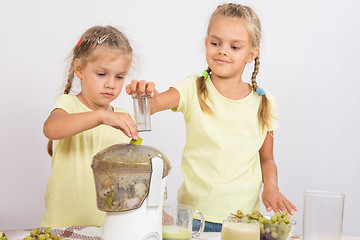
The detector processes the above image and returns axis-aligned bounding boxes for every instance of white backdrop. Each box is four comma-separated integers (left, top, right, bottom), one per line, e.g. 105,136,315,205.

1,0,359,236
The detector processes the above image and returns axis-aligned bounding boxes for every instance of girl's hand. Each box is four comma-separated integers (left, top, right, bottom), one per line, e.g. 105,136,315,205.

262,185,298,216
125,80,159,97
102,111,139,140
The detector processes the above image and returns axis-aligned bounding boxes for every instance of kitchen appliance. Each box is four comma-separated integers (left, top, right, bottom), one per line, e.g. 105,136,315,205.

92,142,171,240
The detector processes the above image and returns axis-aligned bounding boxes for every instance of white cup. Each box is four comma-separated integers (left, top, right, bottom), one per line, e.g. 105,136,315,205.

302,190,345,240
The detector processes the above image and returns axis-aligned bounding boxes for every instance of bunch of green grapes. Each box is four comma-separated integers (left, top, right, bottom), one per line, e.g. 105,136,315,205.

233,210,294,240
23,227,64,240
259,212,293,240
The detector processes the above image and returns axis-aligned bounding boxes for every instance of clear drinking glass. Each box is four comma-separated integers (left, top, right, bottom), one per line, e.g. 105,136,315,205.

302,190,345,240
162,203,204,240
221,218,259,240
132,95,151,132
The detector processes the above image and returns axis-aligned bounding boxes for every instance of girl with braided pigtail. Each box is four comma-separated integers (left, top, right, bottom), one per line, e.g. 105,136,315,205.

42,25,157,227
128,3,297,232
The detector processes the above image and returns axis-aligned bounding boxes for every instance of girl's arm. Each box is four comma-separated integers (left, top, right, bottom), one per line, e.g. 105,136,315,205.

43,108,138,140
150,87,180,114
260,131,298,215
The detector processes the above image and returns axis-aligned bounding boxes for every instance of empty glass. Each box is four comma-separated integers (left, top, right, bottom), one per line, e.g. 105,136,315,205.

302,190,345,240
132,95,151,131
162,203,204,240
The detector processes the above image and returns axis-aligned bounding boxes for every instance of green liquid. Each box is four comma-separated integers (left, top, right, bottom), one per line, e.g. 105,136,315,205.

162,225,192,240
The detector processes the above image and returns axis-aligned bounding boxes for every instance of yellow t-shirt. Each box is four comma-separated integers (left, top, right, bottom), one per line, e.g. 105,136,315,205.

172,75,278,223
41,94,130,227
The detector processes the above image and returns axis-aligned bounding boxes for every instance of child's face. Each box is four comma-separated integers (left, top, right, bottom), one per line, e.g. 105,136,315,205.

75,46,132,109
205,16,259,79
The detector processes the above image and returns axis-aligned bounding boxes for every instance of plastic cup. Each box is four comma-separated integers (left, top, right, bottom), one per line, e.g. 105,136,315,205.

132,95,151,132
221,218,259,240
302,190,345,240
162,203,204,240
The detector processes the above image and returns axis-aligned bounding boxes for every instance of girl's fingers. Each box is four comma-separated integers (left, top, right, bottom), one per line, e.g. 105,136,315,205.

124,115,138,140
263,199,272,212
271,202,280,213
285,200,298,215
129,80,140,95
145,81,157,97
277,201,287,214
138,80,148,95
125,79,158,97
109,112,138,140
125,84,132,95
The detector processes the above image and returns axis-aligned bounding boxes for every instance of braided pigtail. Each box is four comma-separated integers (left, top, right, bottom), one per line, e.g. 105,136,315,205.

196,67,213,114
64,64,75,94
251,57,272,131
47,42,80,156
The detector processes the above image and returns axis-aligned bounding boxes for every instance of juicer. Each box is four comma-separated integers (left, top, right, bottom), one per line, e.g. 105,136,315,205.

92,143,171,240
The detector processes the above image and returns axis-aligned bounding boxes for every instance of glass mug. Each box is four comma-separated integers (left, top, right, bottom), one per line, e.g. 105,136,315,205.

221,218,260,240
162,203,205,240
132,95,151,132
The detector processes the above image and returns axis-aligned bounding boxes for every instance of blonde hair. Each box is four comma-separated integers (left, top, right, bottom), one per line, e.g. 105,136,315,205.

197,3,273,129
47,25,133,156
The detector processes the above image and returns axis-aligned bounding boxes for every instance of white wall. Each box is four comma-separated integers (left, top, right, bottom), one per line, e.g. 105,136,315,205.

1,0,359,236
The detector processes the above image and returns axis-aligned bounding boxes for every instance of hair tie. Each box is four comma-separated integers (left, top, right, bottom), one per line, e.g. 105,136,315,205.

201,70,209,80
77,39,82,46
256,87,266,96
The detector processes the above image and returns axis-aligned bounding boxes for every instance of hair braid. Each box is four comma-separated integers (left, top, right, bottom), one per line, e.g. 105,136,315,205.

251,56,260,91
64,64,75,94
196,67,213,113
250,57,272,130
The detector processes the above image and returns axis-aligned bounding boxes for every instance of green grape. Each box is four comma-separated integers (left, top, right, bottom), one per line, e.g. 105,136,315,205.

265,227,271,233
45,227,52,234
38,234,46,240
30,230,36,237
271,215,277,222
271,231,279,239
260,223,264,230
242,217,250,223
36,228,43,235
24,236,32,240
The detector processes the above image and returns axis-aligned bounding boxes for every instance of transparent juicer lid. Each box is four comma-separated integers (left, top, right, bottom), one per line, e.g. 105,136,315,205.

92,143,171,212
